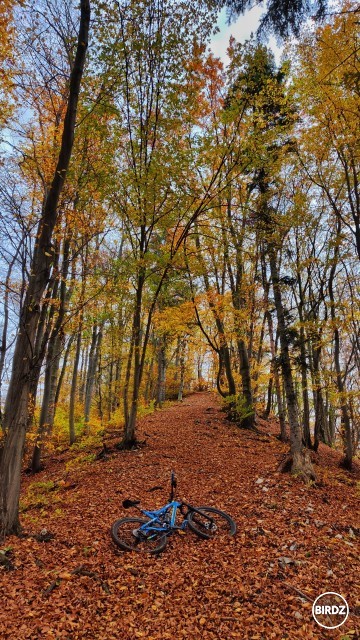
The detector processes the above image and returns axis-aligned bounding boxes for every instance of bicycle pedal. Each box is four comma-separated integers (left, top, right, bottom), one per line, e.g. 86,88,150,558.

177,530,186,536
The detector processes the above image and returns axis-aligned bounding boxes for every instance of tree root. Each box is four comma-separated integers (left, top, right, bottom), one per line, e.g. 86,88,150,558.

115,438,145,451
278,450,316,483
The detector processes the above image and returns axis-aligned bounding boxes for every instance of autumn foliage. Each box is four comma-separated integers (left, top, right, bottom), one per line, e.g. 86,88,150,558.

0,0,359,635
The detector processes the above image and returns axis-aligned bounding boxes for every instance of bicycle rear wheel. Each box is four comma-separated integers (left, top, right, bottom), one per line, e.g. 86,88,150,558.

187,507,236,540
111,517,167,554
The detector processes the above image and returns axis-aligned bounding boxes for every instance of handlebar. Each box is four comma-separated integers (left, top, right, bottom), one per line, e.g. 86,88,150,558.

123,472,178,509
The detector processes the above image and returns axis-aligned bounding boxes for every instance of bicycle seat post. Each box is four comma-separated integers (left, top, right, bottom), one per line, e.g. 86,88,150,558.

170,470,177,502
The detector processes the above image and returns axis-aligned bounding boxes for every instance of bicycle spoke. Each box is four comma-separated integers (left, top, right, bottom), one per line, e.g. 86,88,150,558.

187,507,236,540
111,517,167,553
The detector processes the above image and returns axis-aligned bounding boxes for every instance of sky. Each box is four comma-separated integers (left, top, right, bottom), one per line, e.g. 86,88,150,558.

210,6,282,65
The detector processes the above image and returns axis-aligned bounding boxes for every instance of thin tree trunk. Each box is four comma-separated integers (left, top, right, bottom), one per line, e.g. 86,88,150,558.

155,338,167,408
268,243,314,478
222,203,254,424
299,324,311,448
144,356,154,405
122,270,145,449
31,237,71,472
54,334,74,409
78,344,89,403
84,323,103,433
328,223,353,469
177,339,186,402
310,335,331,449
266,310,286,440
263,376,273,419
69,316,83,445
195,229,236,397
0,246,21,426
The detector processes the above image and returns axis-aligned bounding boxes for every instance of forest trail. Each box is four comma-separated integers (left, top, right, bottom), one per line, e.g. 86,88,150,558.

0,392,359,640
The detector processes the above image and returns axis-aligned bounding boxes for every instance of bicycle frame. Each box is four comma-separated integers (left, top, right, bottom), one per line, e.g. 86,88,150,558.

139,500,185,535
122,472,215,539
112,473,236,552
136,500,215,538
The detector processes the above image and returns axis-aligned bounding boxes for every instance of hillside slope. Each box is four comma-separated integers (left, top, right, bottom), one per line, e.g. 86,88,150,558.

0,392,359,639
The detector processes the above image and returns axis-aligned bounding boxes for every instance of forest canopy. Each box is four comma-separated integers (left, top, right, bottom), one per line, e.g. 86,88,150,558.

0,0,359,538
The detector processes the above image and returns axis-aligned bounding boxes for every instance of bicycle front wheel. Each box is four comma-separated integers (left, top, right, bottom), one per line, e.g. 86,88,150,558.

187,507,236,540
111,517,167,554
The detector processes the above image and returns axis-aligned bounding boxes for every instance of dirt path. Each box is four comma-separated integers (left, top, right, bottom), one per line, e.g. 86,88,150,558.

0,392,359,639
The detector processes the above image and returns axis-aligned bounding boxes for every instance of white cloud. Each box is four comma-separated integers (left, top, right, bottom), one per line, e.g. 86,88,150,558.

209,7,282,66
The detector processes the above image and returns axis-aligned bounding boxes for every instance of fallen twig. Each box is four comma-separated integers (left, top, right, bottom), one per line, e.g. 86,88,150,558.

283,582,313,603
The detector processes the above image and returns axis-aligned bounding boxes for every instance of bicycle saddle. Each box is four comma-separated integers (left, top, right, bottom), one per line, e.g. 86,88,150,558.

123,499,140,509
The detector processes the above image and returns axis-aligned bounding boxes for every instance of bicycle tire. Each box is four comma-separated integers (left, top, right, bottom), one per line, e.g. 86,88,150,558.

187,506,236,540
111,517,168,554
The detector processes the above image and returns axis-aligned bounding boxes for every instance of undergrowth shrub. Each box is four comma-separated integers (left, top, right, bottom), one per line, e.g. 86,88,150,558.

222,394,254,426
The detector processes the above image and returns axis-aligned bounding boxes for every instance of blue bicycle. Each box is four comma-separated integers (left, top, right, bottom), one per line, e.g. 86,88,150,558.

111,472,236,554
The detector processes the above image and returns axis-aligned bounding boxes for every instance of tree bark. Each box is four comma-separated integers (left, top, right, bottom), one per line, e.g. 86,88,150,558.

155,338,167,408
31,237,71,472
177,339,186,402
268,243,314,479
84,323,103,433
0,246,21,427
69,316,83,445
121,269,145,448
328,223,353,469
266,310,286,440
54,334,74,409
223,198,254,425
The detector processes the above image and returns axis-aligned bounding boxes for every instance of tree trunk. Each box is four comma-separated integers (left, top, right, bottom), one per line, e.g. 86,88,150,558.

31,338,57,473
266,310,286,440
0,0,90,539
0,247,21,427
84,323,103,434
54,334,74,409
237,338,254,427
144,355,154,405
328,235,353,469
31,237,71,472
177,339,186,402
310,336,331,450
299,324,311,448
268,244,314,480
78,344,89,403
121,271,145,449
69,317,83,445
195,229,235,397
156,338,166,408
223,197,255,426
263,375,273,419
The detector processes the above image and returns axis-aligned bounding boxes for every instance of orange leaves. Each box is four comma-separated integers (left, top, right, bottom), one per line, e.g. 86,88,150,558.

58,571,72,580
1,393,359,639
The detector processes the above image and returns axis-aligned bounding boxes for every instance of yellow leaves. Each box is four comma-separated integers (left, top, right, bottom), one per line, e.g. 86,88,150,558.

295,1,360,162
153,301,195,337
0,0,17,118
